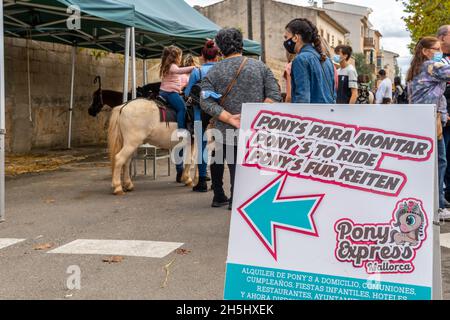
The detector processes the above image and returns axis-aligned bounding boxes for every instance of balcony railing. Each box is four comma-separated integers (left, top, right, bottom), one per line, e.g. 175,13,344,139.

364,37,375,48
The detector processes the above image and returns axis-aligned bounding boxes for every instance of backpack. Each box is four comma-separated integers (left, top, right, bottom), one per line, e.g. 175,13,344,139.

356,84,370,104
186,68,204,106
186,68,211,131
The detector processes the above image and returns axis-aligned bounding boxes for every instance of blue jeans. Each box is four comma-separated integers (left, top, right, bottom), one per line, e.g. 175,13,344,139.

443,125,450,195
194,106,208,178
160,90,186,173
438,136,447,208
159,90,186,129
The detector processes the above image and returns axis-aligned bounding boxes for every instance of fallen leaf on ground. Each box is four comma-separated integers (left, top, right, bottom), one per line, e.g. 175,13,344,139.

45,199,56,204
102,256,124,263
175,248,191,255
161,257,176,288
5,154,88,176
34,243,53,250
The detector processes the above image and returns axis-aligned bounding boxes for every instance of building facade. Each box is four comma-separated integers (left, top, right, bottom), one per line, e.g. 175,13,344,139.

382,50,400,82
323,1,374,53
323,1,385,77
197,0,349,84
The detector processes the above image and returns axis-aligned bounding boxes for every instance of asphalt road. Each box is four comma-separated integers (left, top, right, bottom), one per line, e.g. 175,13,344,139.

0,153,449,300
0,154,231,299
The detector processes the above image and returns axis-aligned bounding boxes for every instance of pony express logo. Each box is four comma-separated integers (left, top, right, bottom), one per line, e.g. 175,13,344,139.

334,198,428,274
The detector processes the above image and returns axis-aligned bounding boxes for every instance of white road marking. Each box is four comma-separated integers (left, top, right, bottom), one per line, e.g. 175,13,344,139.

48,239,184,258
0,238,26,250
441,233,450,249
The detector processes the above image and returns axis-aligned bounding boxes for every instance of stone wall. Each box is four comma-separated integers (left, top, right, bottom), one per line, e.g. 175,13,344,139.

5,37,161,153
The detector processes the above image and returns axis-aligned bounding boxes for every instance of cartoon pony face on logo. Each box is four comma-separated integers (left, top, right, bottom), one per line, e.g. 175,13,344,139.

391,200,425,246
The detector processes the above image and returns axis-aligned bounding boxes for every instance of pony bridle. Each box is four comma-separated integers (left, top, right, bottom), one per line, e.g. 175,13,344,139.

93,76,104,108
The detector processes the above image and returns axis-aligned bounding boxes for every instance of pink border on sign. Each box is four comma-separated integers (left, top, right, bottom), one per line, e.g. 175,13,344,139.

333,197,429,274
237,174,324,261
244,110,434,197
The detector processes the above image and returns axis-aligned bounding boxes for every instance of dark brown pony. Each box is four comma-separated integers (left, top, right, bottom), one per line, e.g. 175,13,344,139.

88,76,161,117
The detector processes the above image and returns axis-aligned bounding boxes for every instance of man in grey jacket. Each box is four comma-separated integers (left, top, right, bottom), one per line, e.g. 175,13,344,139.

200,28,281,210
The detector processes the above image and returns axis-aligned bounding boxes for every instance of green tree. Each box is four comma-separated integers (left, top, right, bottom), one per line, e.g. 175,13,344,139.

354,53,374,84
398,0,450,52
395,64,401,78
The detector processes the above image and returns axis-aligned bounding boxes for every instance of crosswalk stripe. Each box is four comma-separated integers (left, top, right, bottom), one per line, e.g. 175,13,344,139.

48,239,184,258
0,238,26,250
441,233,450,249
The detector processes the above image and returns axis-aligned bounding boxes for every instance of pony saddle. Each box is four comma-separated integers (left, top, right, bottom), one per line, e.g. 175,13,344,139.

154,96,194,135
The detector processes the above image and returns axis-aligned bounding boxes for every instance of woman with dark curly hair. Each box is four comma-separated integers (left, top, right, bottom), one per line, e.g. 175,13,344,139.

200,28,281,209
284,18,336,103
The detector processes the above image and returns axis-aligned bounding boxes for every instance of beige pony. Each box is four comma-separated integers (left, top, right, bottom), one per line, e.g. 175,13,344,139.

108,98,196,195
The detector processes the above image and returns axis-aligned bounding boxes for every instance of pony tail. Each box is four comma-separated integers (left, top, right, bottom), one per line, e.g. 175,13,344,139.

108,108,123,175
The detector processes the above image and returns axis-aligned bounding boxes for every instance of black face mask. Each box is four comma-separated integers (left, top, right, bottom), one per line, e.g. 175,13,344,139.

284,37,297,54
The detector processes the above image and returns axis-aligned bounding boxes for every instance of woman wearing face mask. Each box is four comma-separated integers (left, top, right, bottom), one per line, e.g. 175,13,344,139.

283,18,336,103
407,36,450,221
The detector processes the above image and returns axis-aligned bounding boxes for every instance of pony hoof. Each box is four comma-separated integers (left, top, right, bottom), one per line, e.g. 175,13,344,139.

113,187,125,196
123,184,134,192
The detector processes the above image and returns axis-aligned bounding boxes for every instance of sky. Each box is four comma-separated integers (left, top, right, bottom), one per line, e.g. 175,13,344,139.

185,0,412,78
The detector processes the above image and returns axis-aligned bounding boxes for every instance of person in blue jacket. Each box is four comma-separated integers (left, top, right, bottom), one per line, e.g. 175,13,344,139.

185,40,220,192
283,18,336,104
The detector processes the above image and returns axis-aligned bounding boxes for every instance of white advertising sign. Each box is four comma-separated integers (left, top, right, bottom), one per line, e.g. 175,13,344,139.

224,104,436,300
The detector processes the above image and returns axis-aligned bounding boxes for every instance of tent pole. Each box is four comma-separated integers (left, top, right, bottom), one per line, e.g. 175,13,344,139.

123,28,131,103
0,2,5,222
131,27,136,99
67,45,76,149
143,59,147,85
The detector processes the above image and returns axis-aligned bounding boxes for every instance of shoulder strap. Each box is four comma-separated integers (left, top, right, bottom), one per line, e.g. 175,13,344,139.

220,57,248,106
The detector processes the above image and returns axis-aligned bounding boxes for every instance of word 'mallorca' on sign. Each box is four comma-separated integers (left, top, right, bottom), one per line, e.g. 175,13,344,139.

238,175,324,260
